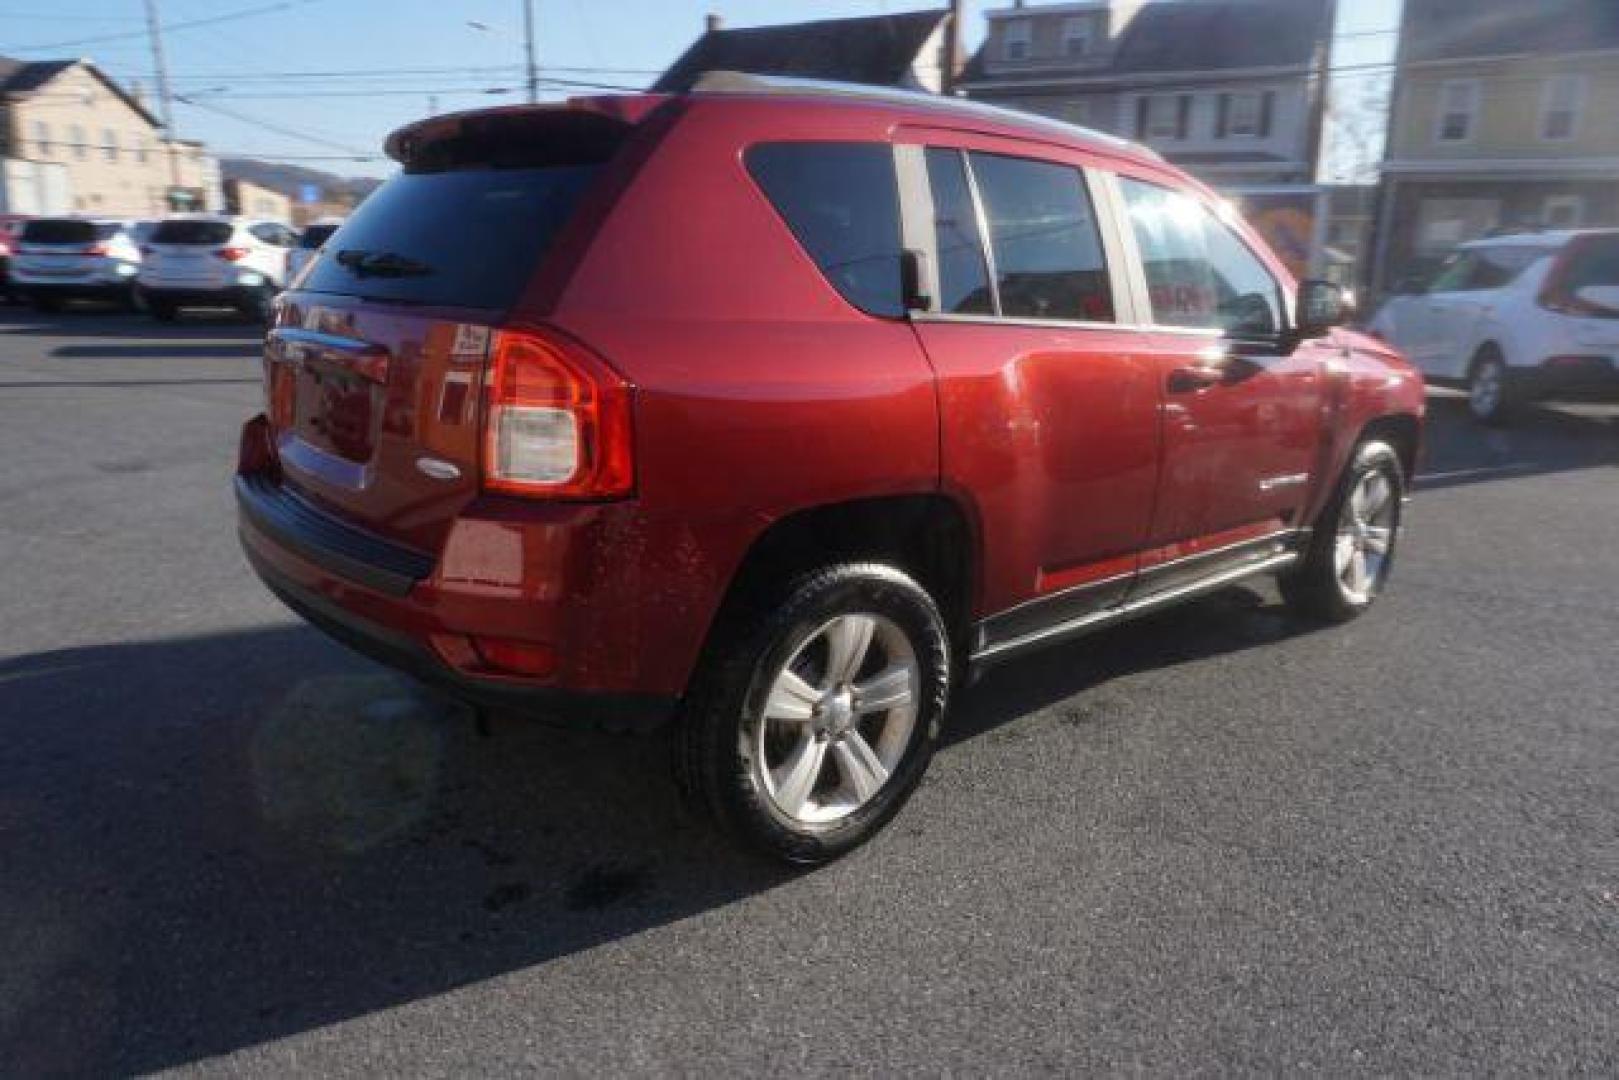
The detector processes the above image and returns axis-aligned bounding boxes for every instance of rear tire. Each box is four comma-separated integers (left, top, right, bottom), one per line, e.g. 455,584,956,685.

675,563,950,865
1281,440,1405,623
1468,348,1516,426
148,299,178,322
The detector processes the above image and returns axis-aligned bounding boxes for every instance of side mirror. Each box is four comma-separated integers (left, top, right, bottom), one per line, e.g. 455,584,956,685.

1296,279,1353,338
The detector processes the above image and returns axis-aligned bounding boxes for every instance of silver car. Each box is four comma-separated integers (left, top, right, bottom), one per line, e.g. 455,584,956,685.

10,218,144,311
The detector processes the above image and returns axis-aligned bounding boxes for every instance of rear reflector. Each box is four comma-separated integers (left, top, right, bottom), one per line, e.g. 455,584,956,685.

471,637,558,678
482,327,633,498
215,246,250,262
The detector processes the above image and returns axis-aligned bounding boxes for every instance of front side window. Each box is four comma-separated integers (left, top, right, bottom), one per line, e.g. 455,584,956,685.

746,142,903,317
1437,79,1479,143
1540,74,1585,141
1432,246,1552,292
923,148,993,315
1120,177,1283,337
969,152,1114,322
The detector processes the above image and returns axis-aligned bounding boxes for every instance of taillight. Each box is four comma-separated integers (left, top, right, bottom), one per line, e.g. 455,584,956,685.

82,243,109,256
214,246,250,262
481,327,634,498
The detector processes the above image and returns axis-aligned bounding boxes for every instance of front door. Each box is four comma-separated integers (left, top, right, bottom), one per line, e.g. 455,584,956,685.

1113,176,1324,595
902,142,1161,646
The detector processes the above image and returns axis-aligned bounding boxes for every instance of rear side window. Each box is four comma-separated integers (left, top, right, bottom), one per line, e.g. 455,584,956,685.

297,166,600,308
152,220,234,245
923,149,994,315
1120,177,1282,336
1553,235,1619,317
21,219,97,244
968,152,1114,322
746,142,904,318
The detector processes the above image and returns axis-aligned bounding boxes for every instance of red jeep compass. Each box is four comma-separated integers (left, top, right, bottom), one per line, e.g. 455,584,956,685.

237,76,1424,863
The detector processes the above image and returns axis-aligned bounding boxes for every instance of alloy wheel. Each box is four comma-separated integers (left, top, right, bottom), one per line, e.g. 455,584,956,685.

1334,469,1397,604
1470,359,1504,420
750,613,919,825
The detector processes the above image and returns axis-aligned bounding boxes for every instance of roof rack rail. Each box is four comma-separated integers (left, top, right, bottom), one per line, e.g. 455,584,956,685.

688,70,1158,160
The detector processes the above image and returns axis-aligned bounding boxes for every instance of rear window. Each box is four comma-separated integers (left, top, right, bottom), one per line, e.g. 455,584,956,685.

745,142,904,318
152,220,234,245
21,219,98,244
296,166,600,308
300,223,339,249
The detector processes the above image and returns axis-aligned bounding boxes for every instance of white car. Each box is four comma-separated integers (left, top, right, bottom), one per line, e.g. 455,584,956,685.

286,217,345,284
1368,229,1619,424
10,217,144,311
137,216,297,323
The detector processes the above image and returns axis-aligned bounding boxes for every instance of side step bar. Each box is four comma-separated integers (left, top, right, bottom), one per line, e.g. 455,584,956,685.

967,549,1301,677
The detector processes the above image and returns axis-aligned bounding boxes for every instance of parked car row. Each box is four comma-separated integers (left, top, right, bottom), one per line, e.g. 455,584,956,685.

1,214,344,322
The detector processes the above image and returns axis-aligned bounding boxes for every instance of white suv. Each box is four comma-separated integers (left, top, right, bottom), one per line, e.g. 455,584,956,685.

138,216,296,322
1369,230,1619,423
10,218,144,311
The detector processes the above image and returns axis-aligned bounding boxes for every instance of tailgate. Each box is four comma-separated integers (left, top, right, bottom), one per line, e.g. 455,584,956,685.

266,297,496,554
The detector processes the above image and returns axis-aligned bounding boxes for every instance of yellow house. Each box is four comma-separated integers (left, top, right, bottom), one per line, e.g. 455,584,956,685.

1372,0,1619,290
0,56,222,216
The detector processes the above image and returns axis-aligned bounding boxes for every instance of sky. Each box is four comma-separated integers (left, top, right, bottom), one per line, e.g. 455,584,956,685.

3,0,1399,180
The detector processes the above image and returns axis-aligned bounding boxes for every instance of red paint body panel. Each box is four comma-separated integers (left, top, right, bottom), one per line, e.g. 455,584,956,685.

237,92,1425,714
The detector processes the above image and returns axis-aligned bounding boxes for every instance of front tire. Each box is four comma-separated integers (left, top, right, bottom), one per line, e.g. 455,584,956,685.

676,564,950,865
1281,440,1405,623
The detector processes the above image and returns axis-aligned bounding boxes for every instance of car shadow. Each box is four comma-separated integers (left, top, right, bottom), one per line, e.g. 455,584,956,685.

0,307,261,340
0,583,1312,1074
1415,392,1618,492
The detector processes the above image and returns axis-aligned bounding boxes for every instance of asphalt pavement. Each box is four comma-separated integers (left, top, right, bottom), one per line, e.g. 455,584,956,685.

1,305,1615,1075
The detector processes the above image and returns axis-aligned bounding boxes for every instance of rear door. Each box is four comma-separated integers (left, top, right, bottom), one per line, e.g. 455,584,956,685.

1112,174,1324,591
267,116,625,554
901,137,1161,646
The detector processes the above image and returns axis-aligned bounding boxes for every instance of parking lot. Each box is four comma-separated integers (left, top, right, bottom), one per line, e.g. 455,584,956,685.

0,305,1615,1074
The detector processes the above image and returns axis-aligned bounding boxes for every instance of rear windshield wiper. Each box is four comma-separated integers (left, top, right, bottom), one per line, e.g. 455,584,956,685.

334,249,434,278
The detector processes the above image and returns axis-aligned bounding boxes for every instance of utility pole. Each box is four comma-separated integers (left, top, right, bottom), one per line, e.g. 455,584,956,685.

143,0,183,208
943,0,964,96
522,0,538,104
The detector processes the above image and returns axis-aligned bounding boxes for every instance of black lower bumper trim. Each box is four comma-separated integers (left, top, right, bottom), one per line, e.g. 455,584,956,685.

235,473,432,597
241,536,677,733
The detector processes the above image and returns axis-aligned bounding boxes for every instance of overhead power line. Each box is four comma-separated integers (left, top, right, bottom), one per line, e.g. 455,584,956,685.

8,0,318,52
175,94,370,156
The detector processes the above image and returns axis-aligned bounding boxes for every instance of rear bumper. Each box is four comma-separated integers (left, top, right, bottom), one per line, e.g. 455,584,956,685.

234,419,684,732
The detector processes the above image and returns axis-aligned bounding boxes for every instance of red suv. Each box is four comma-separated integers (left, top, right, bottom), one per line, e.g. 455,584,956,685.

237,77,1424,863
